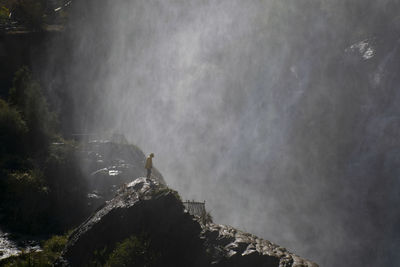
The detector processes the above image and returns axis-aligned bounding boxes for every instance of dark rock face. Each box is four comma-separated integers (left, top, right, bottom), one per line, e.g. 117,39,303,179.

58,177,207,267
79,140,165,210
58,177,318,267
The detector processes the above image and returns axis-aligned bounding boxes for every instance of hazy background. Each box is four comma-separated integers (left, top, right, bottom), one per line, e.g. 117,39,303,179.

42,0,400,266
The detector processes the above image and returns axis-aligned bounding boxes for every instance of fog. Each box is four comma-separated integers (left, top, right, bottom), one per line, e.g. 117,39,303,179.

43,1,400,266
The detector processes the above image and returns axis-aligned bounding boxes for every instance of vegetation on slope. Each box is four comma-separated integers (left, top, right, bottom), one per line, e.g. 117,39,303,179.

0,0,70,30
1,233,68,266
0,67,89,235
0,67,213,265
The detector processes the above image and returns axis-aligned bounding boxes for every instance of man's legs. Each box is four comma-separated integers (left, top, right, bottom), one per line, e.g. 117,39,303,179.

146,168,151,178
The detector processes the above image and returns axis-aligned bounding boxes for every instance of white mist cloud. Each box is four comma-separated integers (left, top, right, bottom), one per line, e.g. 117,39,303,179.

43,1,400,266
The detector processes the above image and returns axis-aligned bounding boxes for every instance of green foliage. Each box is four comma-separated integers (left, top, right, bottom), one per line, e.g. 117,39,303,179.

9,66,58,155
0,98,28,169
105,235,160,267
90,246,109,266
1,252,46,267
0,140,89,234
40,234,68,263
42,141,89,231
0,5,9,19
2,169,50,233
0,67,88,234
1,233,68,267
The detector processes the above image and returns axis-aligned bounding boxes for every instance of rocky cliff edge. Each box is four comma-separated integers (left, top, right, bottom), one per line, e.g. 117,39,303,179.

56,177,318,267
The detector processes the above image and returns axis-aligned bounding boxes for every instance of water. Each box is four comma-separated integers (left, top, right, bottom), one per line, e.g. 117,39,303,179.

0,229,41,261
0,230,20,260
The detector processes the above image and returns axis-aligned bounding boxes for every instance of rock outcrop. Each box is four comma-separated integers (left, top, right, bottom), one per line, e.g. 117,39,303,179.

57,177,318,267
202,224,318,267
57,177,207,267
79,140,165,210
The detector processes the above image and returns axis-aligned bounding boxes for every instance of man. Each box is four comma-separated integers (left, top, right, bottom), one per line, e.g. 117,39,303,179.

145,153,154,178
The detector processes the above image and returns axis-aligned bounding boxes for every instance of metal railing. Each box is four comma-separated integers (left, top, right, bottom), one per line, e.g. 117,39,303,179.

182,200,206,217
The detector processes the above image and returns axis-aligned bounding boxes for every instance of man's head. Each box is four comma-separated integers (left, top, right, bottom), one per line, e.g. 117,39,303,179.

150,153,154,158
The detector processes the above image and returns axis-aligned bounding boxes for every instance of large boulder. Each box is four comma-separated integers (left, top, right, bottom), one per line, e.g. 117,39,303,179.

57,178,318,267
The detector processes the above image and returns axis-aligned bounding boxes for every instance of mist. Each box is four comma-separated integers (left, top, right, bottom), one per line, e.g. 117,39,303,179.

41,1,400,266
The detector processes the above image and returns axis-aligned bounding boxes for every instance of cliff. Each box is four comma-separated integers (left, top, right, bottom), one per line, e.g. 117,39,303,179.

57,177,318,267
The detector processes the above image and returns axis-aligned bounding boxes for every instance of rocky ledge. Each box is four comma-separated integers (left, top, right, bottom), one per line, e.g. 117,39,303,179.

202,224,318,267
56,177,318,267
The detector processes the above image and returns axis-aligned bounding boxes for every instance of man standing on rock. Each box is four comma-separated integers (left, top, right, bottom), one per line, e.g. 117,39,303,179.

145,153,154,178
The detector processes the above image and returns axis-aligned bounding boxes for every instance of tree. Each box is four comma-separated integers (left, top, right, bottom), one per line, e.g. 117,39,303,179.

0,98,27,169
9,66,57,154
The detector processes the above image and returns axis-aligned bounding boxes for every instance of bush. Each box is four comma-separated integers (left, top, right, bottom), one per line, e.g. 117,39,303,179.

1,169,50,233
105,235,160,267
0,5,10,20
0,142,89,234
9,67,58,155
0,67,90,235
40,234,68,263
1,233,68,266
0,98,28,168
43,141,89,231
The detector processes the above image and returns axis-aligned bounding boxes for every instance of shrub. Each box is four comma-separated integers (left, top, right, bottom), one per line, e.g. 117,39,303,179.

0,5,9,20
0,98,28,166
40,234,68,263
105,235,160,267
2,169,50,233
1,233,68,266
9,67,58,154
0,142,89,234
43,141,89,231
